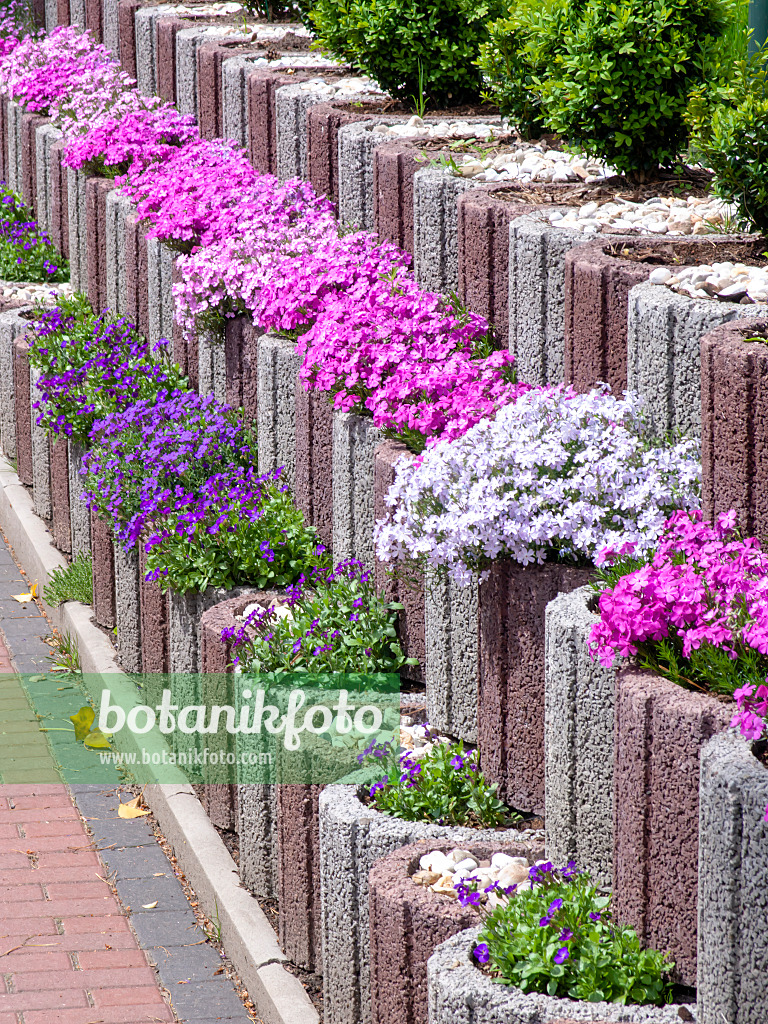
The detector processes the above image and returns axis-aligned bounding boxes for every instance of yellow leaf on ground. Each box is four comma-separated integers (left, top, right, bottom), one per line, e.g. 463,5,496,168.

70,707,95,742
141,901,158,909
83,729,111,750
11,583,37,603
118,795,150,819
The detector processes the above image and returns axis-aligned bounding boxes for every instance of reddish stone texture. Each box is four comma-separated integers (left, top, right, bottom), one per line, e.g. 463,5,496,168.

197,39,262,141
30,0,46,27
124,212,149,338
0,96,8,185
57,0,70,26
247,67,323,176
224,314,260,421
613,666,732,986
118,0,144,77
171,258,188,376
373,440,425,681
139,538,169,674
156,16,190,104
701,318,768,548
90,508,116,630
277,783,323,971
372,140,424,254
20,113,49,214
294,381,333,551
50,434,72,554
85,177,115,316
13,334,33,487
478,560,591,814
369,841,542,1024
307,101,380,206
49,139,70,261
85,0,103,40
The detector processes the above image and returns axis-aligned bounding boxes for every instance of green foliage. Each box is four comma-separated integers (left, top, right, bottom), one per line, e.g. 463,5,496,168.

363,736,517,827
44,552,93,608
308,0,504,107
236,0,304,21
477,865,674,1005
0,184,69,284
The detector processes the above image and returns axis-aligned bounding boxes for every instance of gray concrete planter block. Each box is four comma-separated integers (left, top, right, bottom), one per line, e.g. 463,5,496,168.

69,0,86,27
627,281,766,439
427,928,688,1023
222,54,260,147
198,328,227,403
698,732,768,1024
0,307,34,460
176,25,234,119
275,81,324,182
147,236,175,349
320,784,537,1024
256,332,300,490
425,574,478,743
544,586,615,886
237,780,278,899
337,120,404,232
509,215,584,386
67,440,91,558
35,122,62,235
332,410,383,568
45,0,58,30
103,0,120,52
66,167,88,294
135,5,174,96
412,167,475,295
30,366,52,520
169,585,250,677
6,100,23,194
113,538,142,674
105,190,133,317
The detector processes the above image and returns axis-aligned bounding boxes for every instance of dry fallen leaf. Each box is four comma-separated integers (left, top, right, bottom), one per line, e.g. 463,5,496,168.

142,901,158,909
117,795,150,819
12,583,37,604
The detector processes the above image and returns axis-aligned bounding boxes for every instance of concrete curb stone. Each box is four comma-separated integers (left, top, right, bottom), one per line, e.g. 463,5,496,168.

425,573,478,743
332,410,383,568
544,586,615,886
0,306,35,461
67,439,91,558
35,122,63,235
257,331,300,491
412,167,475,294
113,536,142,672
29,365,52,520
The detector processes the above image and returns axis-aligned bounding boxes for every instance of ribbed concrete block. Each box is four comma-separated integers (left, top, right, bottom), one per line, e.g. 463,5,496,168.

6,101,23,194
67,167,88,294
613,666,732,987
20,112,48,214
425,574,478,743
139,538,169,674
147,236,175,348
478,560,591,815
91,508,116,630
85,0,103,40
0,96,8,185
197,328,227,402
86,177,115,316
320,784,534,1024
177,25,237,119
413,168,476,296
29,366,52,520
135,5,174,96
198,40,258,141
103,0,120,52
509,215,586,386
222,55,260,147
307,100,378,206
118,0,143,79
45,0,58,30
698,732,768,1024
124,210,149,338
701,318,768,547
544,586,615,886
171,258,187,376
338,120,405,232
277,783,323,971
373,440,424,679
67,440,91,559
294,381,333,551
370,841,543,1024
57,0,70,24
169,584,249,676
50,434,71,554
114,538,141,673
275,81,325,182
247,66,327,176
373,139,426,253
0,307,34,461
628,281,765,439
49,138,69,261
69,0,86,28
332,410,383,568
35,123,63,235
106,189,132,317
13,335,32,486
237,781,278,899
427,928,687,1024
224,313,260,419
155,13,190,103
256,332,299,490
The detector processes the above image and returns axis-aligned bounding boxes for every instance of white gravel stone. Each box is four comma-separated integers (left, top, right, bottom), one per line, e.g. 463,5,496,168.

413,849,546,901
0,279,72,306
662,259,768,303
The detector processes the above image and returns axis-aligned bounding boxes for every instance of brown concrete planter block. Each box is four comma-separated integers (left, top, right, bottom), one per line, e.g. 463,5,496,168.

90,507,116,630
117,0,143,77
373,440,425,679
246,67,320,176
86,177,115,316
294,382,333,552
196,39,263,140
373,140,423,254
13,335,33,487
49,139,70,261
50,434,71,554
171,258,188,376
85,0,103,38
613,666,731,986
369,841,542,1024
277,783,323,971
139,537,169,674
57,0,70,25
223,313,260,419
307,100,379,206
701,318,768,547
156,15,189,103
478,560,591,814
20,112,49,213
124,211,149,338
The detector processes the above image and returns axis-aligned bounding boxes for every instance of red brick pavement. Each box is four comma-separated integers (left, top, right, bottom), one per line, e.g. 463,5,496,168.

0,632,176,1024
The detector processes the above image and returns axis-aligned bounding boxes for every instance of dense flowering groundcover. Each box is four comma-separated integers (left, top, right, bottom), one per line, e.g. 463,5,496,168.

0,183,68,283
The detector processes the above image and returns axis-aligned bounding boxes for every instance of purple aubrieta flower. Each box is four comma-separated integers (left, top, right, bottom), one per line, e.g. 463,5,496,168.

588,912,601,922
369,776,388,797
547,898,563,915
559,928,573,941
553,946,569,965
472,943,490,965
450,754,464,770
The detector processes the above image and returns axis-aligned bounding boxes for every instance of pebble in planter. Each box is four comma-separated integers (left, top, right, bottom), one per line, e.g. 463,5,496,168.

256,332,299,491
333,409,383,568
698,732,768,1024
701,318,768,546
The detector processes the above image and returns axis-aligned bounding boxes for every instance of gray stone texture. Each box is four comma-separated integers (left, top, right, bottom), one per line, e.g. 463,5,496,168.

6,100,23,195
45,0,58,30
509,214,585,386
0,307,34,461
12,334,32,486
29,366,52,520
425,574,479,743
176,25,234,119
69,0,86,28
198,328,227,402
67,439,91,558
236,782,279,899
106,189,133,317
35,122,63,236
222,55,259,147
427,928,688,1023
319,784,533,1024
697,731,768,1024
627,281,766,439
544,586,615,886
169,585,249,676
66,166,88,294
332,410,383,569
256,332,300,491
134,4,173,96
147,235,175,349
275,81,324,183
103,0,120,53
337,119,405,232
113,538,142,674
412,167,475,295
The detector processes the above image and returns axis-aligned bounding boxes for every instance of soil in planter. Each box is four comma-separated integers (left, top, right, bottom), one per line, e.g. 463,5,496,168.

333,100,500,118
606,239,768,267
490,167,714,208
754,739,768,768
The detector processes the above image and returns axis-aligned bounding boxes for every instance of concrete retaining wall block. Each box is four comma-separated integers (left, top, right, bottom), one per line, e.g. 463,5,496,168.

294,381,334,552
277,783,323,971
48,138,69,260
275,81,323,182
370,841,543,1024
0,96,8,185
613,666,732,987
67,440,91,558
169,584,249,676
113,538,141,673
6,101,23,195
373,139,425,254
102,0,120,52
139,537,169,673
544,586,615,886
156,13,192,104
50,434,71,554
13,334,32,486
20,112,49,214
197,328,227,402
412,168,474,295
124,210,149,337
222,55,260,147
91,508,116,630
425,574,479,743
248,66,314,176
85,177,115,316
332,410,383,568
45,0,58,31
338,120,404,232
237,781,278,899
478,560,591,815
177,25,238,119
223,313,260,419
135,5,173,96
66,167,88,294
147,236,175,349
697,732,768,1024
307,100,378,206
35,123,63,236
427,928,686,1024
632,281,767,439
105,190,132,317
69,0,86,28
256,332,300,491
0,307,34,461
701,317,768,548
117,0,143,79
29,366,52,520
85,0,103,40
319,784,535,1024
